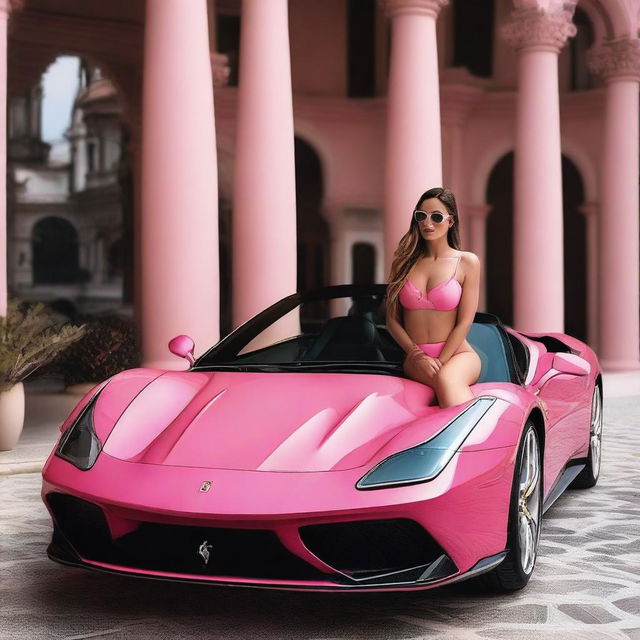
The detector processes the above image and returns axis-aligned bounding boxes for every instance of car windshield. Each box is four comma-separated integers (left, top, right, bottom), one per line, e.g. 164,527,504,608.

193,285,403,373
192,284,517,383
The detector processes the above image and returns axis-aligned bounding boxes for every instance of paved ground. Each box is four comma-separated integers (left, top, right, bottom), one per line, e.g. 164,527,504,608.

1,374,639,639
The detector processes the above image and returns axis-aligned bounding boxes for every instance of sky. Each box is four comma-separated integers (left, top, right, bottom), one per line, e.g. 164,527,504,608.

41,56,80,143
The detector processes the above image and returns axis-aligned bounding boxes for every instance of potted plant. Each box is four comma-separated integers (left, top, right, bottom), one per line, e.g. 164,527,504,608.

0,299,85,451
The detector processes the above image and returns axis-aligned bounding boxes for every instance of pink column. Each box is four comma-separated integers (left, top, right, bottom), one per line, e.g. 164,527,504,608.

440,74,485,210
587,39,640,371
501,7,576,333
577,202,599,351
232,0,297,330
381,0,448,273
140,0,219,368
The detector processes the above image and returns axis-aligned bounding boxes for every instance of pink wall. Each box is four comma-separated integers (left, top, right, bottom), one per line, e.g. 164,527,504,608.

215,91,387,211
216,85,603,225
215,0,604,219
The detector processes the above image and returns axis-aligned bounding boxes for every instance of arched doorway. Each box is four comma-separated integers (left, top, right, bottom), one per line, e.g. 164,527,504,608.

215,145,234,338
351,242,376,285
218,194,233,338
485,151,587,339
486,152,514,326
562,155,587,342
32,217,80,284
295,136,329,322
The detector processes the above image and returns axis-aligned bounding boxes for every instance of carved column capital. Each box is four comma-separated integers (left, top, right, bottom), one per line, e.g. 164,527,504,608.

500,7,577,54
211,52,230,87
587,38,640,83
378,0,449,20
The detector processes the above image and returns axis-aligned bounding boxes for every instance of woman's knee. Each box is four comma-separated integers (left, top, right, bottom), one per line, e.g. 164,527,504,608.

435,353,481,390
433,370,451,393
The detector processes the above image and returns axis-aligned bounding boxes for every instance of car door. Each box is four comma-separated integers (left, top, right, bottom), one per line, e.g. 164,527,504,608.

523,341,591,498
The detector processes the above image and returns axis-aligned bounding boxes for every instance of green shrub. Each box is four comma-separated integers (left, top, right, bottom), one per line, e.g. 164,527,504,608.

50,313,140,386
0,299,86,392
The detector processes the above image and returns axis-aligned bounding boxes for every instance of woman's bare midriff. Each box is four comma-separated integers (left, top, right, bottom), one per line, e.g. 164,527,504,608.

403,307,455,344
403,308,474,352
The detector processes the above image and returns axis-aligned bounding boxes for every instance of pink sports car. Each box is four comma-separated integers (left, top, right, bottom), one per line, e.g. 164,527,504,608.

41,284,602,593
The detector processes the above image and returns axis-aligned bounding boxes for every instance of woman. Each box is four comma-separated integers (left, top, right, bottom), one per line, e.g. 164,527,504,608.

385,187,482,408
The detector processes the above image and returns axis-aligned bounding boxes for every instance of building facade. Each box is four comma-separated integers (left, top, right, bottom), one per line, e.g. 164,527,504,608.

8,64,126,315
1,0,639,371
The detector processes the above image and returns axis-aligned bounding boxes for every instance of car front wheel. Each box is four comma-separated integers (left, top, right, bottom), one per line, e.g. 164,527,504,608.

474,421,542,592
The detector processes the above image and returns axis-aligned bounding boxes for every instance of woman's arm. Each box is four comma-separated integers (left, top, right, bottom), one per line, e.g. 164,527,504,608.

386,300,420,355
438,253,481,364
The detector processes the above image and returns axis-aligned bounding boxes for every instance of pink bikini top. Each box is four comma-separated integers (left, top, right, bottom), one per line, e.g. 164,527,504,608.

398,255,462,311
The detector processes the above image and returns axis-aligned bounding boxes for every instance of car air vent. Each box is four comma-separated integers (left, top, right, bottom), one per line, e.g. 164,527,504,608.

299,518,452,581
46,493,112,561
521,334,578,354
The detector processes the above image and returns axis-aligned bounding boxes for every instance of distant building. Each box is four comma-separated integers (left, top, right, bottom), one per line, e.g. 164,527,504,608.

7,63,125,316
3,0,639,370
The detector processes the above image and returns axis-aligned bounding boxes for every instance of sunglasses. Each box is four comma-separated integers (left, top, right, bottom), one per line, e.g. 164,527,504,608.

413,210,452,225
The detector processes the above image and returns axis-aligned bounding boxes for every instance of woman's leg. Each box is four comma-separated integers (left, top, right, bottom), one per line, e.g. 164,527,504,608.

433,349,482,408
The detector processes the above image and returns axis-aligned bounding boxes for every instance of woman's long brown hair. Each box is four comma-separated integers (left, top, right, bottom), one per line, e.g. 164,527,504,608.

384,187,462,320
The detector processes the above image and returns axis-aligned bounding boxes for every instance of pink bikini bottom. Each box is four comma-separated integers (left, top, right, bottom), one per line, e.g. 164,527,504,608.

415,341,446,358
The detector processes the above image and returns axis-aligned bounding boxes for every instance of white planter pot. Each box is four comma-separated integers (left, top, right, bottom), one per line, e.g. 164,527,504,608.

0,382,26,451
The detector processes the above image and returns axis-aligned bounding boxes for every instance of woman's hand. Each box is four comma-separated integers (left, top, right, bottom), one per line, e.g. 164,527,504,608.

405,347,442,378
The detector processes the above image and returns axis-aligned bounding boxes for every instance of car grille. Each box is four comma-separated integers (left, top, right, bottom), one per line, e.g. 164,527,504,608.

46,493,329,581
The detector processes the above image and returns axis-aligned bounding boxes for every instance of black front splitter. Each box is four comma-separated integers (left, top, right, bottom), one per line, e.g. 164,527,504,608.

47,530,507,593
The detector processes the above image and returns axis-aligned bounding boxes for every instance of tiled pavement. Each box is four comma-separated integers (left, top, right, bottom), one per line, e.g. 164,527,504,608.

0,373,639,639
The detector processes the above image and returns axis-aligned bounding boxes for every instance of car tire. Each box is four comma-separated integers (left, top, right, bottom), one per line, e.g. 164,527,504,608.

569,383,602,489
472,420,542,592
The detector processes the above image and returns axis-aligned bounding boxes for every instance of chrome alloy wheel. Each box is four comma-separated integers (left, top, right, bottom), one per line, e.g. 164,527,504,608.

590,385,603,480
517,428,541,576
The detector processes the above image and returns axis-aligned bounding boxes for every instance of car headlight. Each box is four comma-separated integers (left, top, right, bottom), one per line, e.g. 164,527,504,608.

356,396,496,490
56,386,106,470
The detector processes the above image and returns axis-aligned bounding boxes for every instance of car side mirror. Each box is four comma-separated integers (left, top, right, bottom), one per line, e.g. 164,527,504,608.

552,352,590,376
168,334,195,366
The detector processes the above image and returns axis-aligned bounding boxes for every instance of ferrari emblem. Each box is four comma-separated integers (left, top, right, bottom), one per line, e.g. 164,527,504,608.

198,540,213,565
199,481,212,493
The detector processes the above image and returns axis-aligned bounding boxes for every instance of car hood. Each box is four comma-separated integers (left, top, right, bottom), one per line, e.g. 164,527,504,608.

97,368,492,472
